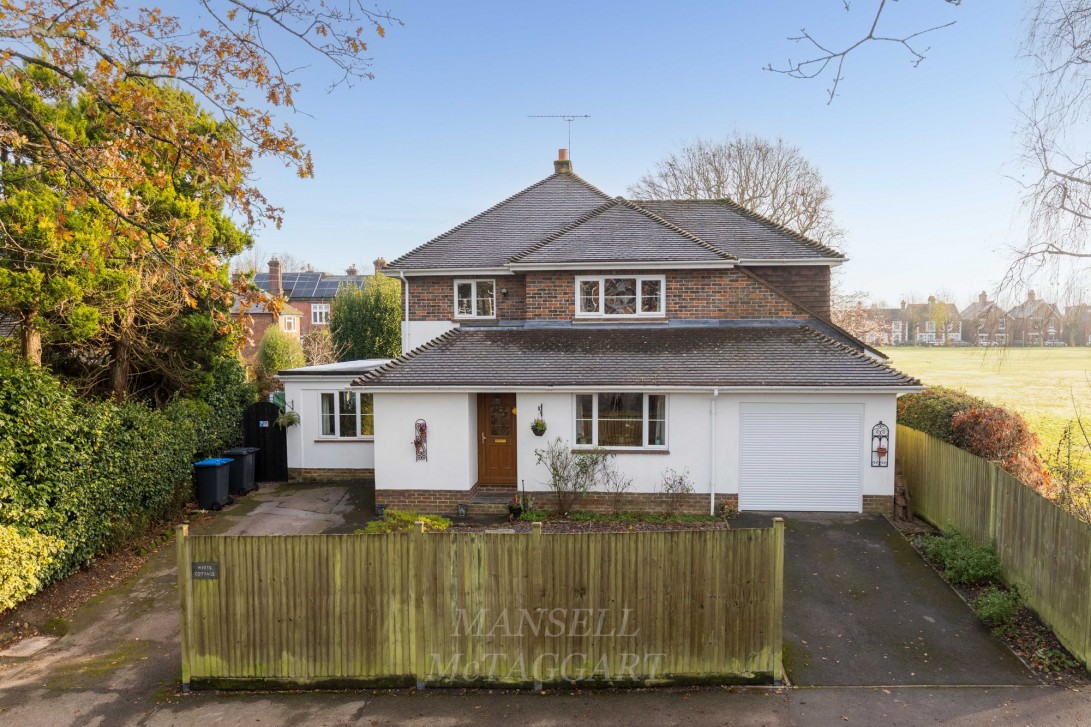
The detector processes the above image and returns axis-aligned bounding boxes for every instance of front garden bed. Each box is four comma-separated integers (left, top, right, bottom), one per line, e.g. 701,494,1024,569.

893,518,1089,688
452,511,732,534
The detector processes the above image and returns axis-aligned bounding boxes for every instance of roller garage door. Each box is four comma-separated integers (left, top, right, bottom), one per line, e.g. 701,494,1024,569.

739,403,863,512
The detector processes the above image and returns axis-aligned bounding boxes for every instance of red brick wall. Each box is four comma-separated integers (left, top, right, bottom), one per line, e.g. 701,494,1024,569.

744,265,831,320
524,269,807,320
408,275,525,321
375,489,740,517
862,495,893,517
238,313,275,362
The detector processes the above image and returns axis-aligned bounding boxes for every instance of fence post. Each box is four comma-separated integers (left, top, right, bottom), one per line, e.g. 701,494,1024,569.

771,518,785,684
530,521,544,691
175,524,192,692
411,521,425,690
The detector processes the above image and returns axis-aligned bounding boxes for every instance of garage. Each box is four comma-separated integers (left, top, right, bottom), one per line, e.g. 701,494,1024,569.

739,402,864,512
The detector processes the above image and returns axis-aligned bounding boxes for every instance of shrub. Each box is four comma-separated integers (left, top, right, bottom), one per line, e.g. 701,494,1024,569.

658,467,695,514
257,326,305,379
534,438,610,515
897,386,988,442
950,407,1046,488
922,530,1002,585
972,585,1021,631
0,525,63,612
600,459,634,514
359,509,451,534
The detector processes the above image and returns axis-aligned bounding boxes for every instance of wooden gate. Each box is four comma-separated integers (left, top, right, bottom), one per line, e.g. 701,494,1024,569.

244,401,288,482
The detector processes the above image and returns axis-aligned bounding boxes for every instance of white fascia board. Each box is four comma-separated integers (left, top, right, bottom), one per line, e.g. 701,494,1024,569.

383,268,513,277
507,261,737,272
353,384,923,395
736,258,846,266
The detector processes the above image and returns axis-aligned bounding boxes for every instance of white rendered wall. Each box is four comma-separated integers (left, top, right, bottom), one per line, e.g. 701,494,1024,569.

373,392,475,491
283,376,375,472
401,320,456,352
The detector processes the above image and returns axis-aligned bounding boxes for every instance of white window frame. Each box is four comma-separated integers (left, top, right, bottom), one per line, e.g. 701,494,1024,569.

318,391,375,440
453,279,496,319
572,393,668,450
575,275,666,318
311,303,330,325
281,315,298,333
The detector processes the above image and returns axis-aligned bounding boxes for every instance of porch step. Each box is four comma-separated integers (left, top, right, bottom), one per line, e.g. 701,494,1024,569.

467,488,517,517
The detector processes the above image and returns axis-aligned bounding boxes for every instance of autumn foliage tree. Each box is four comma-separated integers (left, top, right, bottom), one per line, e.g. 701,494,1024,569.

0,1,397,368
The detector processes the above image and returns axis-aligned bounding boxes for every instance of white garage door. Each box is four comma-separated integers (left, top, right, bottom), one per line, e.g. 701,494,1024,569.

739,403,863,512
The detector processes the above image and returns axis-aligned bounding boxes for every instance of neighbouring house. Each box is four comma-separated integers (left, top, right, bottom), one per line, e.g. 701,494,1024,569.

960,291,1013,346
279,359,392,481
1009,290,1062,345
1063,304,1091,346
327,150,920,516
869,298,961,346
231,297,303,362
251,257,386,337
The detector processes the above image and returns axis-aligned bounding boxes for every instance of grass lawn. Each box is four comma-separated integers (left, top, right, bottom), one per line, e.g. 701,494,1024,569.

882,347,1091,463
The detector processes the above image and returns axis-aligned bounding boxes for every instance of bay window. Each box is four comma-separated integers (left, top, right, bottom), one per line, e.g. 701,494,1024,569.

574,393,667,449
454,279,495,318
575,275,665,317
319,391,374,438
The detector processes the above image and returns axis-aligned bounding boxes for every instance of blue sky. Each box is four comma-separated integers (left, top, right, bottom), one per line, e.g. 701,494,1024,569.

244,1,1031,307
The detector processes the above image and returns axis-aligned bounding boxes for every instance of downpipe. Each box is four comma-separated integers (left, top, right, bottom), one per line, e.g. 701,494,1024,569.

709,387,719,515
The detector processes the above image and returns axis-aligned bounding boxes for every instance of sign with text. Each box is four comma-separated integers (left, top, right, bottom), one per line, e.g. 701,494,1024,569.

191,561,219,580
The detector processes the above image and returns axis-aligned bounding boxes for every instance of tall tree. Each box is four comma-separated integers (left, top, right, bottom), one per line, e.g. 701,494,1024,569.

628,134,846,248
0,1,398,364
329,276,401,361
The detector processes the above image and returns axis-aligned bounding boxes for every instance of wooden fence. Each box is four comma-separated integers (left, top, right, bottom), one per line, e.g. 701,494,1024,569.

176,521,784,690
897,424,1091,668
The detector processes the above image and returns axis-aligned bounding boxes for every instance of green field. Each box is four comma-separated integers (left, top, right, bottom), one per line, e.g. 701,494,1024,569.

881,347,1091,462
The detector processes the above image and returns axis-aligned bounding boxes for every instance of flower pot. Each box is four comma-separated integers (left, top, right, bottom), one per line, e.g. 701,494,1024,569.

508,506,523,519
532,429,546,437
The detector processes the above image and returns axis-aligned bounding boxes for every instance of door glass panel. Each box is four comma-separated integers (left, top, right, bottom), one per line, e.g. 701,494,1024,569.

339,391,357,438
604,278,637,315
640,279,662,314
597,393,642,446
579,280,600,313
489,395,511,436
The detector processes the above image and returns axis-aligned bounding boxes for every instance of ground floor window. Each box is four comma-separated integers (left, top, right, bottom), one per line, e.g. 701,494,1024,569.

574,393,667,449
320,391,374,438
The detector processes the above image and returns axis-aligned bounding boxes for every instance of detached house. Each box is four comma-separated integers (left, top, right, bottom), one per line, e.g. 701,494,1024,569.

1009,290,1062,345
960,291,1012,346
335,152,920,516
252,257,387,337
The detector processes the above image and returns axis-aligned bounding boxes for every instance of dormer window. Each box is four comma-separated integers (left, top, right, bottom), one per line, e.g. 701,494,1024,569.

454,279,495,319
576,275,665,317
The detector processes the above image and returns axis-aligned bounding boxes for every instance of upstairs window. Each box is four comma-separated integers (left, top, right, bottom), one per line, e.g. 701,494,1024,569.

454,279,495,318
281,315,298,333
575,393,667,449
576,275,665,317
320,392,374,438
312,303,330,325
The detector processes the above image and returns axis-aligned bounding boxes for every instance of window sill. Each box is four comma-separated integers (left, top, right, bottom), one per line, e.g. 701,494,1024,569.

572,317,668,324
572,448,670,455
314,437,375,443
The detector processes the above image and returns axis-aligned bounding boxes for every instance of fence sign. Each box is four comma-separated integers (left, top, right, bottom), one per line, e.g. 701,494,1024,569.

191,561,219,580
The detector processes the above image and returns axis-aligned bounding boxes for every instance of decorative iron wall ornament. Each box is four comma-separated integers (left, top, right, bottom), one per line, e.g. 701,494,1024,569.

413,419,428,462
871,421,890,467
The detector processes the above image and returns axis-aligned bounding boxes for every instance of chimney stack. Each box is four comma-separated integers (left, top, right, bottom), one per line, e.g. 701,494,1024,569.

373,257,387,274
927,295,936,304
900,300,906,309
1028,290,1037,302
979,291,988,304
268,257,282,297
346,264,358,276
554,148,572,174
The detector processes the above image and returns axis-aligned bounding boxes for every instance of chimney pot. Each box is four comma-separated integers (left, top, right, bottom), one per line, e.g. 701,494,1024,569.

373,257,387,274
554,148,573,174
346,264,358,276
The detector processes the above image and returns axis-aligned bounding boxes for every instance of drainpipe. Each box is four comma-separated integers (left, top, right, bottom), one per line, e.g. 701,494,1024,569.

709,387,719,515
398,270,410,351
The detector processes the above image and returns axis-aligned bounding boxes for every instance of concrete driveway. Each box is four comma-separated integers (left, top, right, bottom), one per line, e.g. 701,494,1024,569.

737,512,1038,687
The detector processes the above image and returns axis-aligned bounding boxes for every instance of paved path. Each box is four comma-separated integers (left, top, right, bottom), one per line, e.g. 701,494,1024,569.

2,499,1081,726
737,512,1037,687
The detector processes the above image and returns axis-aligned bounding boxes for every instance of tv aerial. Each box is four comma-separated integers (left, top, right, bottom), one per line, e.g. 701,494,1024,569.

528,114,591,156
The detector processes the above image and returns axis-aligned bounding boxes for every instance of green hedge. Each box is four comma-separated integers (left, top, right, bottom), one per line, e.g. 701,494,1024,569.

896,386,989,442
0,524,63,612
0,353,254,608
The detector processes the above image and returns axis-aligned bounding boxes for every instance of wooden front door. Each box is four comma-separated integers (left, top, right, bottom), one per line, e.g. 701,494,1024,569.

477,393,517,485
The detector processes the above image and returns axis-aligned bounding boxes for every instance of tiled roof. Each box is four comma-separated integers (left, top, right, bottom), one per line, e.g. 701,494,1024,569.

1008,299,1058,320
627,199,844,260
512,198,734,264
387,173,613,271
0,316,17,338
230,299,303,316
353,325,920,389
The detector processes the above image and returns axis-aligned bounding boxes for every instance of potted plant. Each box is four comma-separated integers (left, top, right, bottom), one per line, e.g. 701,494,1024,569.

276,409,300,429
508,496,524,520
530,417,548,437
